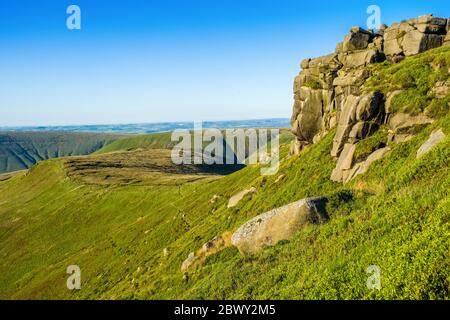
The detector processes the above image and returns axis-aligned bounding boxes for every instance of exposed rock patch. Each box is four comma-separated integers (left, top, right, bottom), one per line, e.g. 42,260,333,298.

227,187,257,208
231,197,328,255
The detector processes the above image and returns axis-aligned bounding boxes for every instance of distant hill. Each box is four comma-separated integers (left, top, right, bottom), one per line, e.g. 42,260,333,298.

0,132,122,173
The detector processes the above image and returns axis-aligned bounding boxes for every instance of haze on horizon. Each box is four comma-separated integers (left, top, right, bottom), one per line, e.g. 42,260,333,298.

0,0,448,127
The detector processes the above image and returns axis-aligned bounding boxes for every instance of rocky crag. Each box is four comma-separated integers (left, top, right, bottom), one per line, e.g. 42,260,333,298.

290,14,450,183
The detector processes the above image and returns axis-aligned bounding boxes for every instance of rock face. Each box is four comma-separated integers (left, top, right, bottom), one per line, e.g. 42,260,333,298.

384,15,447,59
416,129,446,158
231,197,328,255
290,14,449,183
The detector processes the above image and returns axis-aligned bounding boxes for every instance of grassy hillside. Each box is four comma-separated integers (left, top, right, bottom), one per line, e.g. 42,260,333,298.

0,48,449,300
0,132,122,174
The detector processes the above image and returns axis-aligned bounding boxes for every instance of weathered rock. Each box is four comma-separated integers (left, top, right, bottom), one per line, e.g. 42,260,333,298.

415,23,446,34
331,95,359,157
432,81,450,98
227,187,257,208
382,15,446,59
289,139,304,156
388,113,434,131
333,68,371,88
349,122,377,143
415,14,447,26
181,252,196,272
294,87,334,142
339,49,382,68
388,133,415,144
210,194,220,204
416,129,446,158
301,58,311,69
356,91,384,121
331,92,384,158
231,197,328,255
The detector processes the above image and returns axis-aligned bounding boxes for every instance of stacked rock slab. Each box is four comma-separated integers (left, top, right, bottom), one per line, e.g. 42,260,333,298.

290,14,449,183
384,15,447,61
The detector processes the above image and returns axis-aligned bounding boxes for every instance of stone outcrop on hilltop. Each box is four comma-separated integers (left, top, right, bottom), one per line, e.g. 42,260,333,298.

290,14,450,182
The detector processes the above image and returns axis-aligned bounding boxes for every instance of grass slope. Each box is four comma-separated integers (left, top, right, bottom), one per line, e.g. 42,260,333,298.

0,132,122,174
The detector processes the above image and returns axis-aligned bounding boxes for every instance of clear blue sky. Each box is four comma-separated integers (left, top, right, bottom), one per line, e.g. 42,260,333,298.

0,0,448,126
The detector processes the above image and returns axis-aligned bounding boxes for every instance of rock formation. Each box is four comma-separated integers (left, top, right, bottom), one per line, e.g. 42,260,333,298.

290,14,450,183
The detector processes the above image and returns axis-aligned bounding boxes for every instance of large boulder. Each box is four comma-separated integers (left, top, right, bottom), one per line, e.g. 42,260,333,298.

383,15,446,59
231,197,328,255
402,31,443,56
338,49,382,68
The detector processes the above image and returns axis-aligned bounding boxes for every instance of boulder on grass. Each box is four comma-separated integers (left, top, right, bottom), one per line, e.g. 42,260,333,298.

231,197,328,255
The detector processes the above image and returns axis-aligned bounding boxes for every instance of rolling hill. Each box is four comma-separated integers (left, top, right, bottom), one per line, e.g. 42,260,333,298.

0,132,123,174
0,20,449,300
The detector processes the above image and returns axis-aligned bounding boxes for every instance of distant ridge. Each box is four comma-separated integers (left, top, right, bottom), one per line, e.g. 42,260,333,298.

0,118,290,134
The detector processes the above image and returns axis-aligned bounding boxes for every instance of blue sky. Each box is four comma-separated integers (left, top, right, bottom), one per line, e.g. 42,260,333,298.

0,0,448,126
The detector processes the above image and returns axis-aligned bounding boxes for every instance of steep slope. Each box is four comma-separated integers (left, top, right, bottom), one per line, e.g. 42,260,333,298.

0,132,122,174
